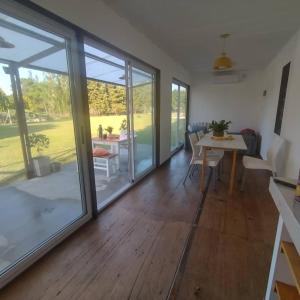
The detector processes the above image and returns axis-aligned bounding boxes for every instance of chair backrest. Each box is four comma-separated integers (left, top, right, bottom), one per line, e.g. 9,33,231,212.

189,133,200,157
196,130,204,140
266,134,286,175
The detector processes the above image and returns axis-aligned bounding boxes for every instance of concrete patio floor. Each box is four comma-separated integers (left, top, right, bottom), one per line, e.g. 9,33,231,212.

0,144,153,274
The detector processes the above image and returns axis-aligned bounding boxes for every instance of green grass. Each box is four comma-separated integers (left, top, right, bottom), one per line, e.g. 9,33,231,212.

0,114,152,184
170,113,186,150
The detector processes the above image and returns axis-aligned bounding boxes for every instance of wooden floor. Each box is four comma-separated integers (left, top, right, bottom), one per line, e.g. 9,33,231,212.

170,154,279,300
0,151,278,300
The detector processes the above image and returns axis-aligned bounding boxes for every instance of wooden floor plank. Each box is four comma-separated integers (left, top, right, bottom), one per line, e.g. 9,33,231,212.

0,151,199,300
129,222,190,300
171,154,278,300
0,152,278,300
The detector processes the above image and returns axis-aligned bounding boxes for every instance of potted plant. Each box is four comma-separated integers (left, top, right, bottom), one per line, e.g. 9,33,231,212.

105,126,113,138
209,120,232,137
28,133,51,177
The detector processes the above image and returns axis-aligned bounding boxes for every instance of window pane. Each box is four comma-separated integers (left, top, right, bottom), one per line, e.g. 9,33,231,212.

0,8,85,276
84,43,130,210
170,82,187,151
171,83,179,151
178,86,187,145
132,66,154,176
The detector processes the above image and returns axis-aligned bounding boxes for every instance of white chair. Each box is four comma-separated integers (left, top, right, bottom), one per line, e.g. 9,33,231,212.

196,130,224,172
240,134,286,191
196,130,205,140
183,132,223,188
93,153,119,177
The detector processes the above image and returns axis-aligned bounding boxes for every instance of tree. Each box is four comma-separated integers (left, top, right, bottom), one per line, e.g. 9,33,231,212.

87,80,126,116
20,71,71,118
0,88,14,124
0,88,9,111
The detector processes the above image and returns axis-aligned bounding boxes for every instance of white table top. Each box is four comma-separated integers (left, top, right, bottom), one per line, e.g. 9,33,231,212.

269,178,300,254
196,134,247,150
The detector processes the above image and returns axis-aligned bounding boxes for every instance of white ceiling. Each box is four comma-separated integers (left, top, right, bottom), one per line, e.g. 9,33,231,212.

102,0,300,74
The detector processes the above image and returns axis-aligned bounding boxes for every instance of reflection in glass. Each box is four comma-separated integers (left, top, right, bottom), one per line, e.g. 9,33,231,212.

84,43,131,209
131,67,154,176
170,82,187,151
0,9,84,276
171,83,179,151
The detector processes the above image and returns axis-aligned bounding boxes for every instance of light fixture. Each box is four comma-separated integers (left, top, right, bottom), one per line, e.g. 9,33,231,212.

213,33,232,71
0,36,15,48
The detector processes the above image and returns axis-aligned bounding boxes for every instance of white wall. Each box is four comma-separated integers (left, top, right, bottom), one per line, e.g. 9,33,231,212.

190,71,264,132
32,0,191,164
259,29,300,178
190,27,300,178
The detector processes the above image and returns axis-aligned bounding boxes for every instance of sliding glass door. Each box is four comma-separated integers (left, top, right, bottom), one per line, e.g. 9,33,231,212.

171,83,180,151
0,0,92,285
170,81,188,151
84,41,131,209
129,63,155,178
84,40,156,210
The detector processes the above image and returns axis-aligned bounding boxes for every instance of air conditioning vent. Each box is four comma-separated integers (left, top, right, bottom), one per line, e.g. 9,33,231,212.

212,70,246,84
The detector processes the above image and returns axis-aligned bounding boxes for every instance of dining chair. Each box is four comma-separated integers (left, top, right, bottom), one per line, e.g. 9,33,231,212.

196,130,205,140
240,134,286,191
183,132,223,189
197,130,224,173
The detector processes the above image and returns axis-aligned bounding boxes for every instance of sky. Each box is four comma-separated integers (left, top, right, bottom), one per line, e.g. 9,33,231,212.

0,63,45,95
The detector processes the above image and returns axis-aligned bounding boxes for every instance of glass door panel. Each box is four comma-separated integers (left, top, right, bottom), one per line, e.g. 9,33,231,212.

0,63,25,184
170,81,188,151
178,86,187,145
83,40,157,210
171,83,179,151
84,41,131,210
0,2,89,280
130,65,155,177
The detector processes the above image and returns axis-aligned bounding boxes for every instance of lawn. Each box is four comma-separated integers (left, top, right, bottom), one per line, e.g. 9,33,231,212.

170,113,186,150
0,114,152,184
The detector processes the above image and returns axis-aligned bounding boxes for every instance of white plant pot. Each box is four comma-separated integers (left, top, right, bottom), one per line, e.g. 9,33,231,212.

33,156,51,177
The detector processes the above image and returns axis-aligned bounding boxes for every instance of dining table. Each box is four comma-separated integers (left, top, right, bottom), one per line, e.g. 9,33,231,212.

196,133,247,194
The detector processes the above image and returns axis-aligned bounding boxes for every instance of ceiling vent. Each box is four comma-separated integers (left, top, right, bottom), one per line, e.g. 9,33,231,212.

212,70,246,84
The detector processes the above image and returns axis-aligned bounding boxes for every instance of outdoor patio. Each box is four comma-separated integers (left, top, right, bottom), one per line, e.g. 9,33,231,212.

0,142,152,274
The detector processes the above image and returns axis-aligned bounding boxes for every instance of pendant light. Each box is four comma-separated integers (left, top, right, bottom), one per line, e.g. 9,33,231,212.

0,36,15,48
213,33,232,70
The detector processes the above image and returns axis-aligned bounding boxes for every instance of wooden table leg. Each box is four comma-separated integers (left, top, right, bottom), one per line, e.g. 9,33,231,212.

229,149,237,195
200,147,207,192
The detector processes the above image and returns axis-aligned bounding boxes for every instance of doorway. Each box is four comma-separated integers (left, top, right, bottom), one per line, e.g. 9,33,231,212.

170,80,188,152
83,40,157,210
0,0,92,285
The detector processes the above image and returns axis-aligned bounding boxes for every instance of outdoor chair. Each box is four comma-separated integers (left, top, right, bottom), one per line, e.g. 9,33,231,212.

93,148,119,177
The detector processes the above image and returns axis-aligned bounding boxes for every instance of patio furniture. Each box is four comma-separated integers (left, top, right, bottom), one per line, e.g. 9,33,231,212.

92,136,137,168
93,148,119,177
92,137,128,156
240,134,286,191
183,133,223,189
197,133,247,194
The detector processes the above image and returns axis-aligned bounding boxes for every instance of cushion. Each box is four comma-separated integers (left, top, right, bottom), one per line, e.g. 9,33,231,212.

92,147,110,157
243,155,272,171
240,128,256,136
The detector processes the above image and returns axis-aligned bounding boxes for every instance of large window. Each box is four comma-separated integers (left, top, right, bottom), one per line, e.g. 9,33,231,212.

0,0,92,285
0,0,158,286
171,81,188,151
84,40,156,210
